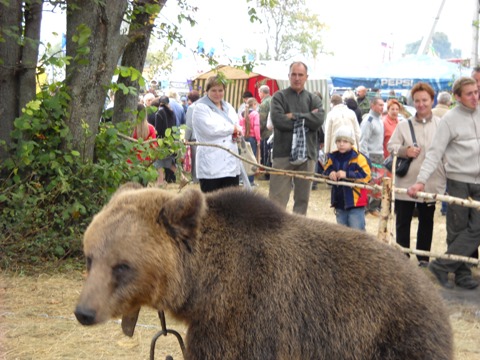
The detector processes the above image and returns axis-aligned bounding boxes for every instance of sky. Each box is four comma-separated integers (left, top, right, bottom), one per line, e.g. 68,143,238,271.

158,0,476,69
40,0,477,76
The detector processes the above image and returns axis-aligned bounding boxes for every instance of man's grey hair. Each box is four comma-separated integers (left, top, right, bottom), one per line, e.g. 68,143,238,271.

370,96,383,106
437,91,451,105
289,61,308,74
259,85,270,95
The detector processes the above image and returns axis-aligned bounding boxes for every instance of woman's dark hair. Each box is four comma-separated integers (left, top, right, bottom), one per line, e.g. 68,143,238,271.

159,95,169,105
187,90,200,103
205,75,226,92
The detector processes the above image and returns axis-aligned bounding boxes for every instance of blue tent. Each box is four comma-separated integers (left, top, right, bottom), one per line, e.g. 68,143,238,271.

331,55,472,93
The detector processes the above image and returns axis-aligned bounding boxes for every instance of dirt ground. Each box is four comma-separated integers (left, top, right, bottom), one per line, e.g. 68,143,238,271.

1,180,480,359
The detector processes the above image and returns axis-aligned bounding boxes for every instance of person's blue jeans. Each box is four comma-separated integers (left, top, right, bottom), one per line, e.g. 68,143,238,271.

245,137,257,185
335,207,366,231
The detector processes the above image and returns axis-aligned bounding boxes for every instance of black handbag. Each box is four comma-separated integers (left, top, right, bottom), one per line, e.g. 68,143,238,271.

383,120,416,177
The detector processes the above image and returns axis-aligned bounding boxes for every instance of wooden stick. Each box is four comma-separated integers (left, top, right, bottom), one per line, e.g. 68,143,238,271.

377,177,392,244
118,138,480,209
394,244,480,265
118,137,480,265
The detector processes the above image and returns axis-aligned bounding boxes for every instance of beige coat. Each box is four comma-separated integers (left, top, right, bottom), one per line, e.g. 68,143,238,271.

387,116,446,202
431,104,450,118
323,104,361,154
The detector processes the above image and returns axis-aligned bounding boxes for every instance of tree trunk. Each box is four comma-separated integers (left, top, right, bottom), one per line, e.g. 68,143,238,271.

0,0,42,162
19,0,44,113
65,0,129,161
113,0,162,125
0,1,23,161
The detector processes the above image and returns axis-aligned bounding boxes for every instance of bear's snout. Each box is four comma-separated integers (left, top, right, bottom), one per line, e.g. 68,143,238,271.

74,306,97,325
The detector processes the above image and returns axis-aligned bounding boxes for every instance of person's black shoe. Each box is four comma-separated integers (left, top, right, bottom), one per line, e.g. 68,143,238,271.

428,263,454,289
455,277,479,290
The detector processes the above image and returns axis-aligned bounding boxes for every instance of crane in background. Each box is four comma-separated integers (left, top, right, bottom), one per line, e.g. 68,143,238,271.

417,0,479,67
416,0,447,56
472,0,480,67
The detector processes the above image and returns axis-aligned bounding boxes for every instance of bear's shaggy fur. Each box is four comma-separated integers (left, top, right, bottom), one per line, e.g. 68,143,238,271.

75,184,453,359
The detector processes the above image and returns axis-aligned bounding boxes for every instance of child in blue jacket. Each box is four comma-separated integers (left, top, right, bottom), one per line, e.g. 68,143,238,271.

323,126,372,230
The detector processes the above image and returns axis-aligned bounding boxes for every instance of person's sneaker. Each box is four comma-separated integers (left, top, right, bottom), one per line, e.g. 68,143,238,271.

428,263,454,289
455,277,479,290
418,260,429,268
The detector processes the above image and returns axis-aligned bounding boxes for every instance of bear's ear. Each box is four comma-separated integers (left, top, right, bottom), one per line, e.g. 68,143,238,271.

157,188,206,252
110,182,144,202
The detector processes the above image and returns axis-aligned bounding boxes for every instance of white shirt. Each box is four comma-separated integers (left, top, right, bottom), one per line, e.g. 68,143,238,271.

193,102,241,179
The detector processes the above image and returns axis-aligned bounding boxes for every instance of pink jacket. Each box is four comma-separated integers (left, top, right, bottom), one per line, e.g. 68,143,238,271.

240,110,261,143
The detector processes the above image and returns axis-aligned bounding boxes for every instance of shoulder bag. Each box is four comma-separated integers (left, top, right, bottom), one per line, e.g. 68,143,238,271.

383,120,416,177
238,136,258,176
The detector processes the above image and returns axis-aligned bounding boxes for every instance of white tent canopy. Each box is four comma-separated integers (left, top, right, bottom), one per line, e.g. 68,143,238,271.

330,55,472,93
191,61,331,112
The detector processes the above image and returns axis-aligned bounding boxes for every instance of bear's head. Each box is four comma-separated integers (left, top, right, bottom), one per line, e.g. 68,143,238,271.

74,183,206,335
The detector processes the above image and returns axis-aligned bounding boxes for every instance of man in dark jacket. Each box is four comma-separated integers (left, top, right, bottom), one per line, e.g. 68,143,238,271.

269,62,324,215
356,85,370,117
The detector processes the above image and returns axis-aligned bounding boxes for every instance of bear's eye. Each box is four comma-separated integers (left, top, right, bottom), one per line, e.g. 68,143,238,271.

113,263,130,275
112,263,135,288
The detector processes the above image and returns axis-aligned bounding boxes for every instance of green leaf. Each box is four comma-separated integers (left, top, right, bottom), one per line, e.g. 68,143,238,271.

120,67,130,77
117,83,129,95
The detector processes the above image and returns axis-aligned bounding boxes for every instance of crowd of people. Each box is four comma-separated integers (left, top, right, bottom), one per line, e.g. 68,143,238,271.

324,71,480,291
104,61,480,291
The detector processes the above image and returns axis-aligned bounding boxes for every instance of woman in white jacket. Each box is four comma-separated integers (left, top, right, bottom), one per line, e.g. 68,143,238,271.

193,75,243,192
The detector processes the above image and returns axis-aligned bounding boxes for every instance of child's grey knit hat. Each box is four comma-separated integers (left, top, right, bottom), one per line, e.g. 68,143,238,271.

335,126,355,145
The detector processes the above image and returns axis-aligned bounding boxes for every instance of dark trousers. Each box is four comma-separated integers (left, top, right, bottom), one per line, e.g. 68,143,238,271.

165,168,176,183
395,200,436,263
260,138,272,167
432,179,480,280
199,176,239,193
260,138,271,180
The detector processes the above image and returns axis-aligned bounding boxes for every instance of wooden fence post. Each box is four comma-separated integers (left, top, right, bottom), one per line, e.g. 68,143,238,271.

377,177,392,244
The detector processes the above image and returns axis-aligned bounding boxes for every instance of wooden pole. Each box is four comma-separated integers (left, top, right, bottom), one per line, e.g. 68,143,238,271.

377,177,392,244
117,137,480,265
395,245,480,266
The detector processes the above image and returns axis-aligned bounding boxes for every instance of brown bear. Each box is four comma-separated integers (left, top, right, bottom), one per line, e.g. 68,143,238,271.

75,184,453,360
